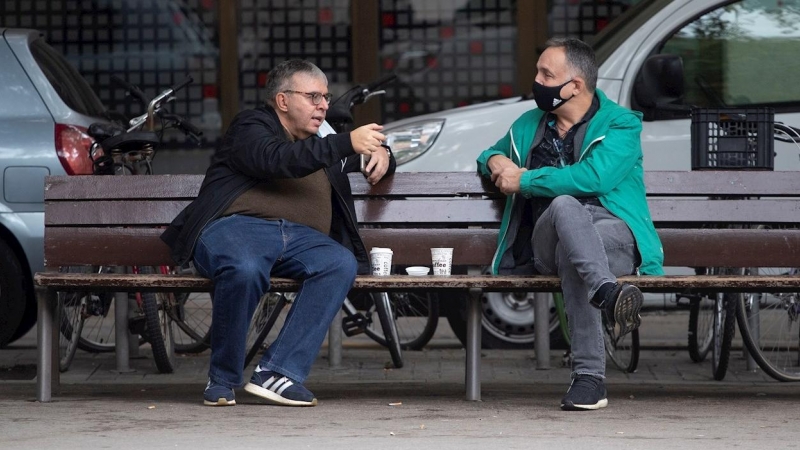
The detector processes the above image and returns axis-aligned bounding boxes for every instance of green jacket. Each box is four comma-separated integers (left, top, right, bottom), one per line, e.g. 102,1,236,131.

476,89,664,276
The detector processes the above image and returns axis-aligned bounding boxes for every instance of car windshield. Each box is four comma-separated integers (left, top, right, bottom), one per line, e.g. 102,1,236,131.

29,38,107,118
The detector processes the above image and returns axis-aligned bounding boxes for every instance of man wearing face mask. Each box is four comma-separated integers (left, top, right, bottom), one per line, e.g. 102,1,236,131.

475,38,663,411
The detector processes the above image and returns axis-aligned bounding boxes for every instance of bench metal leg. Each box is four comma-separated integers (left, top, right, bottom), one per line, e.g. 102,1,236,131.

534,292,551,370
114,291,133,372
328,309,343,367
36,286,58,402
466,287,482,401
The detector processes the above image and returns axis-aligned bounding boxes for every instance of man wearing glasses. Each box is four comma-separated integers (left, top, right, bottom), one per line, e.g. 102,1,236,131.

476,38,663,411
161,59,394,407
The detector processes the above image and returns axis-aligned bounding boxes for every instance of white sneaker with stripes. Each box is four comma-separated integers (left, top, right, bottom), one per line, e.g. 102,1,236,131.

244,366,318,406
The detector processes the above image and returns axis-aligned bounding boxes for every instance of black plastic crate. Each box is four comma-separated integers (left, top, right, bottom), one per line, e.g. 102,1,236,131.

691,107,774,170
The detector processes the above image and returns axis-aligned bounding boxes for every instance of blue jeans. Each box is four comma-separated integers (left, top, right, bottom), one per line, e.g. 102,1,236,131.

532,196,637,379
193,215,357,388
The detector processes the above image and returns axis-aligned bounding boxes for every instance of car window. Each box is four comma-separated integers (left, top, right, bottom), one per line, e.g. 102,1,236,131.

660,0,800,108
29,38,106,118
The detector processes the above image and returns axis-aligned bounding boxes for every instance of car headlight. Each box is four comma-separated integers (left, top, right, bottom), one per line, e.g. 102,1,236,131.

384,119,444,165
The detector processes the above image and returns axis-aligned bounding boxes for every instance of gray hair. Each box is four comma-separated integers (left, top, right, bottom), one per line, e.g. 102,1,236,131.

264,59,327,107
544,37,598,93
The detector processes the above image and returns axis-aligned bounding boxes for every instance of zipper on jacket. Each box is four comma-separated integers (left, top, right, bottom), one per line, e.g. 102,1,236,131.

578,135,605,162
326,166,368,260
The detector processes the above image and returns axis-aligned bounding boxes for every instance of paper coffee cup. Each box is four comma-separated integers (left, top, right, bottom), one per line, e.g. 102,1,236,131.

370,247,393,276
431,247,453,276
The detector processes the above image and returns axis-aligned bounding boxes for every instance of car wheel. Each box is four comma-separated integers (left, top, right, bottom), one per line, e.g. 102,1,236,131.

0,239,28,347
442,291,567,350
7,297,36,343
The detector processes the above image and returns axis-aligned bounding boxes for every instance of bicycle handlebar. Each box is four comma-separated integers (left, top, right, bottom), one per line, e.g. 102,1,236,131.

159,112,203,142
111,75,148,107
171,77,193,95
365,73,397,94
327,73,398,131
774,122,800,144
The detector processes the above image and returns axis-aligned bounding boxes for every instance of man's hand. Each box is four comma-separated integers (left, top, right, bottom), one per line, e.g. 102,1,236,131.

493,166,527,195
487,155,518,182
363,147,391,185
350,123,386,156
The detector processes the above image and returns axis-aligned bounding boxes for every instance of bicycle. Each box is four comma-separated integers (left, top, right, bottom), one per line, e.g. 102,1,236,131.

243,291,404,369
684,122,800,381
58,76,207,373
731,122,800,381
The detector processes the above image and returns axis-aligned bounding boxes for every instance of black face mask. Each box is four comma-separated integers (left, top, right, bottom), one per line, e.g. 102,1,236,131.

532,79,575,112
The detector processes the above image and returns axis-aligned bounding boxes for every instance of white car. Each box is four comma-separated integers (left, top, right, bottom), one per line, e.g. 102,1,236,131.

381,0,800,348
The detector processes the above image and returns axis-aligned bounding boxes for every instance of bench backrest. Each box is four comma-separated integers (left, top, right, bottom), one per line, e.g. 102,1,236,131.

43,171,800,269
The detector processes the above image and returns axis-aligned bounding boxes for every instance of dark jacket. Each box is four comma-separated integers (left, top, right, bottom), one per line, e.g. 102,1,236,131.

160,105,396,274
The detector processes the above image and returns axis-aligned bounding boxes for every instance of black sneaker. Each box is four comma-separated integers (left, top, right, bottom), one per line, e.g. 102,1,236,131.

561,375,608,411
244,367,318,407
203,379,236,406
593,282,643,337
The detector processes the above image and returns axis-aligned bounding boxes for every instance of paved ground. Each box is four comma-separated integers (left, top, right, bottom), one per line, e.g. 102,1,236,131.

2,311,799,449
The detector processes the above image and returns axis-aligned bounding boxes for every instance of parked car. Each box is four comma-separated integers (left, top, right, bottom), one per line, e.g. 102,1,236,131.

381,0,800,348
0,28,107,346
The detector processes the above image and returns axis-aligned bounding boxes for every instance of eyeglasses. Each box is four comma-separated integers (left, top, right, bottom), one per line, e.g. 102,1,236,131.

282,90,332,105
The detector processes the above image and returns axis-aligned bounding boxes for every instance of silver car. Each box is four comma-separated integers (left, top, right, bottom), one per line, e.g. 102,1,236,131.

0,28,106,346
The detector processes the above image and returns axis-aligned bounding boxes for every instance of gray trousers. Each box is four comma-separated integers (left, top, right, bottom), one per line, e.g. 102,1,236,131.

532,195,637,379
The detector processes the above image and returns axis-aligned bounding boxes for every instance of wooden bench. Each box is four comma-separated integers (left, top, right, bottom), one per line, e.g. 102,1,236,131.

35,171,800,402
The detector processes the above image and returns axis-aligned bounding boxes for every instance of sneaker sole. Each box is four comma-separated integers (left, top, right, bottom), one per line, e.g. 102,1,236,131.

614,285,643,336
203,398,236,406
244,382,318,407
561,398,609,411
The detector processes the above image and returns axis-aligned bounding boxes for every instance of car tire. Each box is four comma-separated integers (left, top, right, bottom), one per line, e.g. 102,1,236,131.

442,291,568,350
0,239,28,347
7,298,36,343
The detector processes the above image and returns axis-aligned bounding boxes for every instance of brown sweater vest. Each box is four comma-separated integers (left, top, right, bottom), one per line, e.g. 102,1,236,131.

222,127,333,235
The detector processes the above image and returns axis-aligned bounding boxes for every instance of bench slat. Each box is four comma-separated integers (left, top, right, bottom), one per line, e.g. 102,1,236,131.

45,175,204,200
45,200,191,226
44,171,800,201
45,197,800,226
34,272,800,293
648,199,800,224
42,227,500,266
641,170,800,196
43,227,800,268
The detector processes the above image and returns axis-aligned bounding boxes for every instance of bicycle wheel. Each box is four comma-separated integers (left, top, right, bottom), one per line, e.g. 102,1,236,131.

170,291,212,354
688,268,717,363
370,292,403,368
137,267,175,373
364,292,439,350
58,285,86,372
55,266,118,357
736,267,800,382
243,292,289,369
688,294,714,363
603,313,640,373
711,267,740,381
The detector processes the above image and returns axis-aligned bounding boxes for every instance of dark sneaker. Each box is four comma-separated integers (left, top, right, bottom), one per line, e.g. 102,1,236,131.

593,282,643,337
561,375,608,411
203,379,236,406
244,367,318,407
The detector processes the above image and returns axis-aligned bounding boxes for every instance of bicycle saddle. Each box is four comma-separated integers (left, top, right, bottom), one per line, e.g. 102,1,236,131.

100,131,160,152
87,122,126,142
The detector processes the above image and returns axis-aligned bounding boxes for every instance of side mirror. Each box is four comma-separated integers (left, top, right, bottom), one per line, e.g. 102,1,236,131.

633,54,689,120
